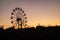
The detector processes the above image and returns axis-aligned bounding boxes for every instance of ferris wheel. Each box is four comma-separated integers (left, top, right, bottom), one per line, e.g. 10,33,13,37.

11,7,27,29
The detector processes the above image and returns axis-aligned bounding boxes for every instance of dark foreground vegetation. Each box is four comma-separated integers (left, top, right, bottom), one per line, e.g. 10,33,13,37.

0,25,60,40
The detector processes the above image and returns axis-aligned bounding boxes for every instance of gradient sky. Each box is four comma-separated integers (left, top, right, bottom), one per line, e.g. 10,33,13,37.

0,0,60,29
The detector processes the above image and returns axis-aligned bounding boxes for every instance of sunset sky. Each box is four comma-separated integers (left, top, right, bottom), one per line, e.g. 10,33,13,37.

0,0,60,29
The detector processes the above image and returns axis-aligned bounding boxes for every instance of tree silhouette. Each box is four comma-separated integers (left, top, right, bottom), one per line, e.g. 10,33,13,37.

0,25,60,40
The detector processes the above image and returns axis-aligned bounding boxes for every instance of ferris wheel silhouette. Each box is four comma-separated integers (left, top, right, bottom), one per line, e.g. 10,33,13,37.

11,7,27,29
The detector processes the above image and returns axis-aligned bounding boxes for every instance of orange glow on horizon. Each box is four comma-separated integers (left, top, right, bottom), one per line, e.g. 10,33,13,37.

1,20,60,29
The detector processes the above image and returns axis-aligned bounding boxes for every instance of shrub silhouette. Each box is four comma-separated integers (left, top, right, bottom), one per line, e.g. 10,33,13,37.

0,25,60,40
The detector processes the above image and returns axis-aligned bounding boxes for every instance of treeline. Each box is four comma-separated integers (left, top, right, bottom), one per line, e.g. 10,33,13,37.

0,25,60,40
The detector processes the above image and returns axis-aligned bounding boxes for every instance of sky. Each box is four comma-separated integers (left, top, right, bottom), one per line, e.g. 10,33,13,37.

0,0,60,29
